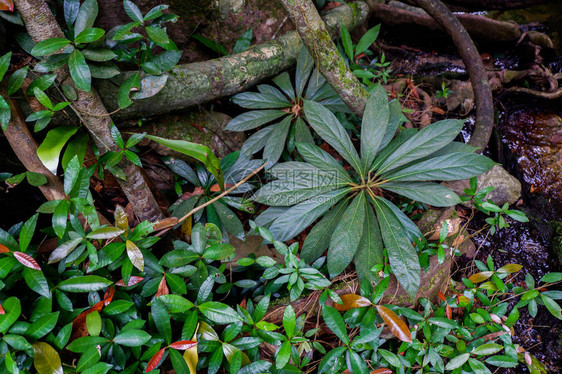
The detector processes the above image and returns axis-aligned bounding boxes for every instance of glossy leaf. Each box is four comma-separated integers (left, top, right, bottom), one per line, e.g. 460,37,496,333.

37,126,79,174
33,342,63,374
69,50,91,92
57,275,112,292
145,348,165,373
334,294,372,312
31,38,70,56
322,305,349,345
14,251,40,270
376,305,411,342
199,302,243,324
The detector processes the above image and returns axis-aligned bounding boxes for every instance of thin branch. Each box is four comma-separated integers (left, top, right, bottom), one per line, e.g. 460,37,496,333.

153,163,266,231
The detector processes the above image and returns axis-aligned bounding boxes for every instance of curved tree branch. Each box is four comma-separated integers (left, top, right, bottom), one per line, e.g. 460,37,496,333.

414,0,494,152
279,0,370,117
3,97,65,201
14,0,163,222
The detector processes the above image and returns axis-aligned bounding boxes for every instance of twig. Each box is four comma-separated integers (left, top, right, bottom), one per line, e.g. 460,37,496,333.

153,163,266,231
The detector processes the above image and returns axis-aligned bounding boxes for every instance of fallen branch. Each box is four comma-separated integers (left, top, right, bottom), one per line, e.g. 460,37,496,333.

412,0,494,152
3,97,65,201
279,0,369,117
502,86,562,99
153,163,267,232
92,2,370,121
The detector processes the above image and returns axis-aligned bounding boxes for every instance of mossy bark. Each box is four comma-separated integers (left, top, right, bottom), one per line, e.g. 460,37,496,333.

279,0,370,117
14,0,163,222
93,2,369,121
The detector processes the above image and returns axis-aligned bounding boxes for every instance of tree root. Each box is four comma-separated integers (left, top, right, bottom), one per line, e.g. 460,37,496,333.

411,0,494,152
279,0,369,116
369,1,554,49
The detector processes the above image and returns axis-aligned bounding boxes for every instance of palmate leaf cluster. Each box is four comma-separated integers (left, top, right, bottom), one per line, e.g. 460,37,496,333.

253,85,496,298
225,46,348,167
166,152,262,240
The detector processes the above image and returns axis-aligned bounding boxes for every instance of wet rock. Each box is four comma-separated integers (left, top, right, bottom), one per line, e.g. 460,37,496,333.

444,165,522,208
136,110,246,160
499,107,562,213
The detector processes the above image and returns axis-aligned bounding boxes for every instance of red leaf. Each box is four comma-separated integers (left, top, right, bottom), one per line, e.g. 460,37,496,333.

446,305,452,320
437,291,446,302
14,252,41,270
116,276,144,287
209,183,235,192
155,276,169,297
0,0,14,12
71,301,104,340
371,369,394,374
146,348,166,373
0,244,9,253
103,287,115,306
169,340,197,350
0,304,5,314
239,298,247,310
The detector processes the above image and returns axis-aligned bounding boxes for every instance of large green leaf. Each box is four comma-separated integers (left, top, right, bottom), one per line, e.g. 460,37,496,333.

360,84,389,174
296,142,352,184
74,0,98,37
214,201,245,240
226,110,287,131
240,126,275,156
253,162,344,206
30,38,71,57
327,192,366,278
301,199,348,263
376,119,464,174
382,152,496,182
37,126,78,174
69,49,91,92
232,91,291,109
74,28,105,44
295,46,314,97
199,301,243,324
372,197,420,299
354,202,383,282
113,329,151,346
303,100,363,176
57,275,112,292
145,134,224,190
272,72,295,100
0,297,21,334
267,188,350,242
262,116,292,167
25,312,59,339
321,305,349,345
152,298,172,344
375,196,422,241
23,268,51,298
381,182,461,207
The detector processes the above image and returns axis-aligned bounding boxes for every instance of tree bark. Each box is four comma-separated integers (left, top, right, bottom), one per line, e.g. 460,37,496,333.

413,0,494,152
14,0,163,222
3,97,65,201
278,0,369,117
91,2,370,121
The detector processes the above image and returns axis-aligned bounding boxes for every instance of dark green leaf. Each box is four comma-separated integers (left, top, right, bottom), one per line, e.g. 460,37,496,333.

31,38,70,57
322,305,349,345
69,50,91,92
57,275,112,292
327,192,365,278
381,182,461,207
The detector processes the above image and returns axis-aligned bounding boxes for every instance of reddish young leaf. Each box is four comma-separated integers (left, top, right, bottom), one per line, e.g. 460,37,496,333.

155,276,169,297
0,304,5,314
103,287,115,306
209,183,235,192
371,369,393,374
446,305,452,320
71,301,104,340
0,244,9,253
116,276,144,287
239,298,247,310
0,0,14,11
524,351,532,365
169,341,197,350
13,252,41,270
437,291,446,302
333,294,372,312
146,348,166,373
376,305,412,343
